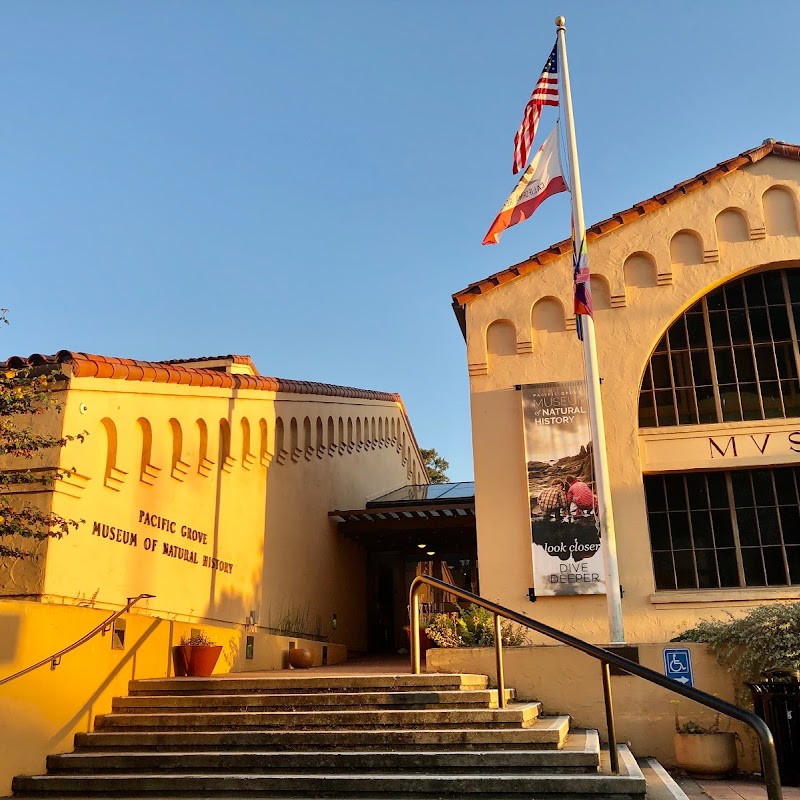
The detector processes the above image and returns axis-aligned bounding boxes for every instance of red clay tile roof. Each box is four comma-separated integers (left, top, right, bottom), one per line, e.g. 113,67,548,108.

452,139,800,307
157,354,259,373
1,351,402,403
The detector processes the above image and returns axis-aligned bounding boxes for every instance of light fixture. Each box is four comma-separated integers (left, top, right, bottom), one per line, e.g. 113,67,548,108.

426,551,435,556
417,543,426,548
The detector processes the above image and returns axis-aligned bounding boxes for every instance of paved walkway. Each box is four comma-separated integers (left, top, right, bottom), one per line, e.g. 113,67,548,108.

686,777,800,800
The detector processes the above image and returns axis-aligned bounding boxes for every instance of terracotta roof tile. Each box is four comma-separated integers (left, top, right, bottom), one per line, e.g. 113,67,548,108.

0,350,404,404
453,139,800,306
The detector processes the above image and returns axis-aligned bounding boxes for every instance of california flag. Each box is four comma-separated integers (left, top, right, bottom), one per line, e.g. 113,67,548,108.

483,124,567,245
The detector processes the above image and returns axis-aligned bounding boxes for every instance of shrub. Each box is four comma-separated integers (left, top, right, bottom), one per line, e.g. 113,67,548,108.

424,604,530,649
179,631,216,646
673,602,800,706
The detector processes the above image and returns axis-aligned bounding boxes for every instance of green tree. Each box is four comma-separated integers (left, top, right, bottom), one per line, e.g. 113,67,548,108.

0,342,83,559
421,447,450,484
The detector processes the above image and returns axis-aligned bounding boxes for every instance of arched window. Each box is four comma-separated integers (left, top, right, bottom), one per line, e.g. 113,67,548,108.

639,267,800,428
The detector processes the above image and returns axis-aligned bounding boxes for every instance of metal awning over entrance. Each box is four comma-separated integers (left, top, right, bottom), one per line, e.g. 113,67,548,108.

330,482,476,554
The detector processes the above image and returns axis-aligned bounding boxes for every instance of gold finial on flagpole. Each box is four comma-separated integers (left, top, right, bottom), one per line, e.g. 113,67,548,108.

555,16,565,28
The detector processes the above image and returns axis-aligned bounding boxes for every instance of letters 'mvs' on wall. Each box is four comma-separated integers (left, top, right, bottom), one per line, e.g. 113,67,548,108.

708,431,800,458
89,509,234,574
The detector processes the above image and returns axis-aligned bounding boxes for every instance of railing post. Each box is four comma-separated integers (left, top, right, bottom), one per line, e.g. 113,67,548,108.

601,661,619,774
410,584,421,675
494,613,506,709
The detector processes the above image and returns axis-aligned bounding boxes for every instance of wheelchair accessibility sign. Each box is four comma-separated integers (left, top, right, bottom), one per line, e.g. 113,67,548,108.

663,648,694,687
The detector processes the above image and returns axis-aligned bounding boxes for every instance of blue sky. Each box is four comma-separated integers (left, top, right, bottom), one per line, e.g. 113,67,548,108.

0,1,798,480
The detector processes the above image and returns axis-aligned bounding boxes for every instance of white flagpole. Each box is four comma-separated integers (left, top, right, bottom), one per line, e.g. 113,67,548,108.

555,15,625,643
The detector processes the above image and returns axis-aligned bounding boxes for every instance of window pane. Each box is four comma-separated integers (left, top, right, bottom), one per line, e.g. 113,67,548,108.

638,391,657,427
649,513,671,551
763,547,788,585
706,473,729,507
696,386,718,423
655,390,677,426
787,272,800,302
736,507,759,546
739,384,762,420
691,350,713,385
675,389,698,425
742,548,766,585
691,510,714,548
714,348,736,382
749,306,771,343
653,335,668,354
671,351,693,388
664,475,686,509
770,305,791,342
707,290,725,312
761,382,783,418
725,281,746,309
686,475,709,508
695,549,719,588
787,546,800,583
744,274,766,307
653,554,677,590
674,551,697,589
729,309,749,345
641,365,653,390
709,311,731,346
775,342,797,380
764,271,785,305
686,313,707,348
781,506,800,545
668,319,688,350
711,509,735,547
719,386,742,421
734,347,756,382
717,548,741,587
755,345,779,381
774,468,797,505
751,469,775,501
651,354,671,389
757,506,781,545
645,476,667,512
670,511,692,549
781,380,800,416
731,471,754,505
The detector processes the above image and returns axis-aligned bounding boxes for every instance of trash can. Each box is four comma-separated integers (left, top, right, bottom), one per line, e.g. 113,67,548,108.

748,668,800,786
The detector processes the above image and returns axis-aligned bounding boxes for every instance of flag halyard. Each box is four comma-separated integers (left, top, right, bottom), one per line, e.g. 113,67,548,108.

512,43,559,174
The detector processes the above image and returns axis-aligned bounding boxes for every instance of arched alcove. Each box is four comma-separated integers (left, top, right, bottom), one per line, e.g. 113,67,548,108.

241,418,252,464
327,416,336,454
338,417,346,454
356,417,363,450
219,419,233,469
196,419,212,475
624,252,658,289
763,186,800,236
589,275,612,311
715,208,750,244
290,418,300,460
486,320,517,357
275,417,286,463
259,419,271,465
347,418,354,451
303,416,312,457
100,417,123,488
531,297,566,333
670,230,704,267
136,418,154,483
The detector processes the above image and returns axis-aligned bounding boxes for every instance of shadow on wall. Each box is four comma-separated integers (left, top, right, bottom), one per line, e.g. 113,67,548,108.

0,615,21,664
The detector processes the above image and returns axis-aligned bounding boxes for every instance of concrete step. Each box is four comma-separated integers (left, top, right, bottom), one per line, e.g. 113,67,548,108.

74,715,572,751
93,702,543,731
14,744,646,797
637,757,691,800
127,673,489,696
111,688,516,712
48,732,599,775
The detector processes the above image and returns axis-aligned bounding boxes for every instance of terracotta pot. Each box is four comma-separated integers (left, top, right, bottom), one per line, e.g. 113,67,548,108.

171,645,223,678
674,732,737,778
404,626,434,655
288,647,314,669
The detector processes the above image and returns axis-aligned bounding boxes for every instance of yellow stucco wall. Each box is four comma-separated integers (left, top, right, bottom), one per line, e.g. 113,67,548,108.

463,154,800,641
2,368,424,653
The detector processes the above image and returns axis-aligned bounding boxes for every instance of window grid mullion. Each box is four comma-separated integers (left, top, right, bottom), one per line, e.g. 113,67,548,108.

724,472,747,587
701,296,725,423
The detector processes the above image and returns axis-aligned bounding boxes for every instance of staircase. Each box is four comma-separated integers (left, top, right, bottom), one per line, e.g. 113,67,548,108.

12,671,685,798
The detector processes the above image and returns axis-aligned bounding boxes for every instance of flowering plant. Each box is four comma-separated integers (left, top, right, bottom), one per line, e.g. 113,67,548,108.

179,631,216,646
671,699,721,734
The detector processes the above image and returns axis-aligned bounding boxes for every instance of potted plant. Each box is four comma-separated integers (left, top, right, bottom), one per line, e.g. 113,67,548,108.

671,700,738,778
172,631,223,677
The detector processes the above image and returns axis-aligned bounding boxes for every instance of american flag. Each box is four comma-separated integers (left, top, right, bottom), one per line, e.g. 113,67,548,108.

513,43,559,174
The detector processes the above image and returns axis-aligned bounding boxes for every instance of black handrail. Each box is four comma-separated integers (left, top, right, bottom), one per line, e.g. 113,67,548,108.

410,576,782,800
0,593,155,687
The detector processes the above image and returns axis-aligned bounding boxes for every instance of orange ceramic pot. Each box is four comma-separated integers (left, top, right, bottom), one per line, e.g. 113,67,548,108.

172,645,223,677
288,647,314,669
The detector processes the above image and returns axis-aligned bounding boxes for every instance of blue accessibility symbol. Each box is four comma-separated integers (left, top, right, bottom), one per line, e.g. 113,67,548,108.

663,648,694,687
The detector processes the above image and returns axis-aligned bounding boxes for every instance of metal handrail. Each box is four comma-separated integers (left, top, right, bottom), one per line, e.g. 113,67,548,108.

410,576,782,800
0,593,155,687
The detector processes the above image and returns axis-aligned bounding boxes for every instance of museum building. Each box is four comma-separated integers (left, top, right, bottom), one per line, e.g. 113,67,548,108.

453,139,800,643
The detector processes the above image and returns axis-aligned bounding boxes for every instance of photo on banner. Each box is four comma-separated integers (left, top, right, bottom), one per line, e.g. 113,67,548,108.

521,381,606,596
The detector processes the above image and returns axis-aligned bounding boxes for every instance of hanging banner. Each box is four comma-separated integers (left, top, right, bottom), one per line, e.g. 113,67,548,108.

521,381,606,596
